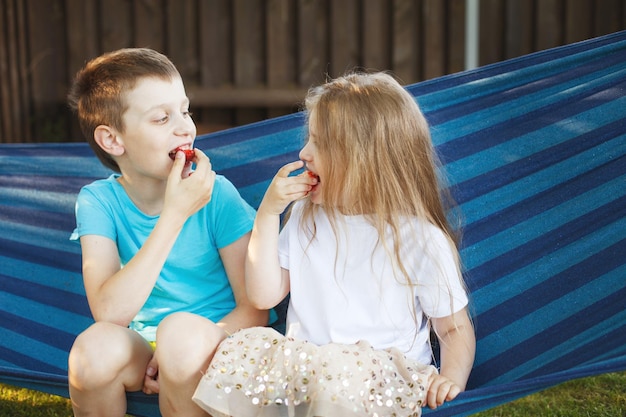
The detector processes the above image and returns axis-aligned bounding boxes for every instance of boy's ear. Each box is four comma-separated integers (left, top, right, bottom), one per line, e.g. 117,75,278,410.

94,125,125,156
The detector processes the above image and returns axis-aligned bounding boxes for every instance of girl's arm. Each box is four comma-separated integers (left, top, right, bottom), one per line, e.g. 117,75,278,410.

428,308,476,409
216,232,270,334
245,160,317,309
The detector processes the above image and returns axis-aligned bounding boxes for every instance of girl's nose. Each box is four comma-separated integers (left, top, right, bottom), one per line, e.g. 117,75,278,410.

299,142,311,161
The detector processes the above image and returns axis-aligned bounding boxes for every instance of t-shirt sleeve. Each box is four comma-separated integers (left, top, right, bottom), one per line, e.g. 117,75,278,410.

210,176,256,249
70,185,116,242
415,227,468,318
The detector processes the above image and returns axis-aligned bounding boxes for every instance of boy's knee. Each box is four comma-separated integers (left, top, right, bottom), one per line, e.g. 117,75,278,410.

158,312,224,345
156,313,224,374
68,322,133,389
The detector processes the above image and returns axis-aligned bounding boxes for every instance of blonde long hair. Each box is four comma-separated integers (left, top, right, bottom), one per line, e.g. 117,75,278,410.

298,72,461,279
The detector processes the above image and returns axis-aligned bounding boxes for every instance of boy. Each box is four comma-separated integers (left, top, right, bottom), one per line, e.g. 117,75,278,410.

67,48,269,417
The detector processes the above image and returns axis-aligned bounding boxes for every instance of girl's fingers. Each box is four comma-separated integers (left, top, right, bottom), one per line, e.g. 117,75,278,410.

276,160,305,178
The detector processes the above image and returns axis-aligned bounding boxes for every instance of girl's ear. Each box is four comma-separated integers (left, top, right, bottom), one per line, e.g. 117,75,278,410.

94,125,125,156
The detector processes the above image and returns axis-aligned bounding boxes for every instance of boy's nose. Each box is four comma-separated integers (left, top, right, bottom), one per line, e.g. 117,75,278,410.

175,116,196,136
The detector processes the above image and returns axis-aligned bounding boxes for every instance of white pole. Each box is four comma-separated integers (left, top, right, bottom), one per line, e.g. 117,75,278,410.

465,0,479,70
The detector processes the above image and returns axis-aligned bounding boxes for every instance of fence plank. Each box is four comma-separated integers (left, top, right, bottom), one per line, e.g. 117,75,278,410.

392,0,420,82
565,0,593,43
267,0,296,85
267,0,298,118
188,87,308,107
100,0,133,52
479,0,504,66
297,0,329,87
198,0,232,87
505,0,534,59
536,0,564,51
3,0,626,142
594,0,624,37
330,0,359,76
197,0,233,133
423,0,446,79
166,0,198,83
448,0,466,74
15,0,31,141
233,0,265,125
0,0,12,141
66,0,99,81
5,0,21,141
26,0,69,142
362,0,392,72
135,0,165,51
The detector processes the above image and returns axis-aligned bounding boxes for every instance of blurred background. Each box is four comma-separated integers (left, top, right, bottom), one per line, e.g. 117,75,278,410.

1,0,626,143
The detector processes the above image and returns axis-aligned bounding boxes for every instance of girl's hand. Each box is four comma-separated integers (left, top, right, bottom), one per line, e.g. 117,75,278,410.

426,373,462,409
163,148,216,220
258,160,317,216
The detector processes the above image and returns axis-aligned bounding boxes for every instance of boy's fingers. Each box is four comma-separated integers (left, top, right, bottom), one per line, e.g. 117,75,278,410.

190,148,213,174
168,151,186,179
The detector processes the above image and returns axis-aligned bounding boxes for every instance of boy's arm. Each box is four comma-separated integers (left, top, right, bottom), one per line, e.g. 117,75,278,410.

81,151,215,325
80,207,189,325
216,232,270,334
428,308,476,408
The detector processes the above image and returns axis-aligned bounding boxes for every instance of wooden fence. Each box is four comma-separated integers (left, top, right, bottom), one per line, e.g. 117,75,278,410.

1,0,626,143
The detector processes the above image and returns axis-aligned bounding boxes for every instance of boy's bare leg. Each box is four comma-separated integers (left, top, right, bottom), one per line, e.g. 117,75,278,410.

156,312,226,417
68,322,153,417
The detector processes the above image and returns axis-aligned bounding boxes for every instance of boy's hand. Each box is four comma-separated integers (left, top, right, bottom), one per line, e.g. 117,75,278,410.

163,148,216,220
258,160,317,216
426,373,462,409
143,356,159,395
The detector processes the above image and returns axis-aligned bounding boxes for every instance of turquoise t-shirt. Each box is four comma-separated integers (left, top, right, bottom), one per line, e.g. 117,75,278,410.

72,174,257,341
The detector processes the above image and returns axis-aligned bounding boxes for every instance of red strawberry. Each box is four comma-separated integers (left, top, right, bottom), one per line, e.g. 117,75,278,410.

305,170,320,181
169,148,195,162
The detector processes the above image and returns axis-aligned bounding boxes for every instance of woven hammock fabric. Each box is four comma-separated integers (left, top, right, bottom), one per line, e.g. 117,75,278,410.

1,31,625,416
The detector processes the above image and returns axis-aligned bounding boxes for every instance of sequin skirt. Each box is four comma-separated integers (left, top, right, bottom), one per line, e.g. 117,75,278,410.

192,327,436,417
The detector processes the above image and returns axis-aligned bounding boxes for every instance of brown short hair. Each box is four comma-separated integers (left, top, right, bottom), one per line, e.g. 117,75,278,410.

68,48,180,172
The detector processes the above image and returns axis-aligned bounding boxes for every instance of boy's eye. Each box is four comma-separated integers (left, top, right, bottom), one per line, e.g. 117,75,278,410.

155,115,169,123
183,111,193,118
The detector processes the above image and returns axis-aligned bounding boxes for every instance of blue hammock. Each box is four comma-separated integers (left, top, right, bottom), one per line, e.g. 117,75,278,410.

1,31,625,416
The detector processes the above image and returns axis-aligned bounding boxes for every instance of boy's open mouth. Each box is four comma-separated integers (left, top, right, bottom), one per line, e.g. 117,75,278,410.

169,147,194,162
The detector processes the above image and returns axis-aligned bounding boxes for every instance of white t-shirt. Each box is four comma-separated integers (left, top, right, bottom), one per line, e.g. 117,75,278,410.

278,201,468,364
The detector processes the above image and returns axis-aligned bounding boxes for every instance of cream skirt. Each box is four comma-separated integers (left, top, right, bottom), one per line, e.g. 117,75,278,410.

193,327,436,417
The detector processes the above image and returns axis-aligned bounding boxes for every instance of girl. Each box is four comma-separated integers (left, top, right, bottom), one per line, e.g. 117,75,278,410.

193,72,475,417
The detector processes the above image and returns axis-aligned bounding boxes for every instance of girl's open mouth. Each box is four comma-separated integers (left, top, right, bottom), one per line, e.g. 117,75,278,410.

305,170,320,192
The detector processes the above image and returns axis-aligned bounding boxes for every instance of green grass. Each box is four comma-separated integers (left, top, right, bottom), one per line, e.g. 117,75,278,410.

474,372,626,417
0,383,72,416
1,372,625,416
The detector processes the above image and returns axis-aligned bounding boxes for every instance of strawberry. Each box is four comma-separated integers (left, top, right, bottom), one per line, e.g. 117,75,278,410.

169,148,195,162
305,170,320,181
